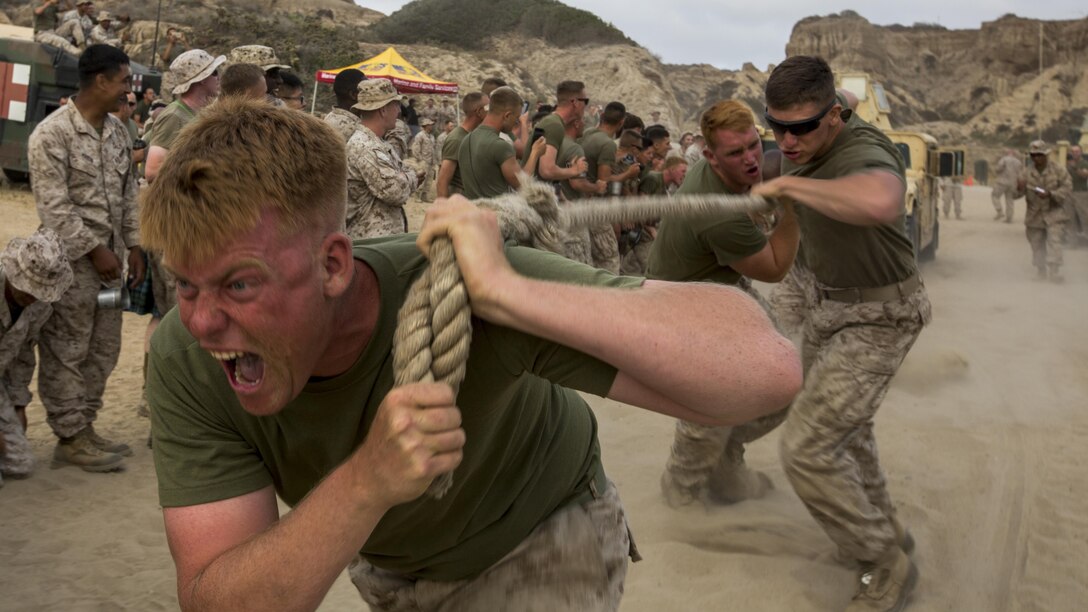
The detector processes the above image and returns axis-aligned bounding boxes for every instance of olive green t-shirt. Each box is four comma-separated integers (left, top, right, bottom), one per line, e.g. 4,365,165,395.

146,100,195,151
458,125,515,199
33,5,60,33
781,114,914,289
557,136,586,202
440,125,468,194
580,129,616,183
638,165,666,196
149,234,643,581
646,158,767,285
522,112,565,169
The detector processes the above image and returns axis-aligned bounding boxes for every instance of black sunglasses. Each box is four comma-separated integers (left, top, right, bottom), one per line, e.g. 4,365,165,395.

575,97,590,105
764,99,836,137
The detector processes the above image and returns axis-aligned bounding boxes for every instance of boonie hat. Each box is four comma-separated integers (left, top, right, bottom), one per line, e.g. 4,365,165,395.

1,228,73,303
170,49,226,95
353,79,404,112
1028,140,1051,155
76,1,93,5
97,11,112,21
420,117,435,127
229,45,291,72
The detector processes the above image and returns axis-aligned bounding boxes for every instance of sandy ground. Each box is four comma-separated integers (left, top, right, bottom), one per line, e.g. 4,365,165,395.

1,184,1086,611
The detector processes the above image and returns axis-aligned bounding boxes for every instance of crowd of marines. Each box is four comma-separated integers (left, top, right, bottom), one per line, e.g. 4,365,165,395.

0,11,1084,610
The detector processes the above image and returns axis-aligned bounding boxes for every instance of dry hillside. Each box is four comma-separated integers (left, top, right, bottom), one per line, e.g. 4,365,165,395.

3,1,1084,150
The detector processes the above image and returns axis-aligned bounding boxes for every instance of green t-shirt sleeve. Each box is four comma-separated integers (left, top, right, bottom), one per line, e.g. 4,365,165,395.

149,312,272,508
441,132,462,162
639,171,665,195
702,214,768,266
837,124,906,183
543,116,565,151
488,136,515,166
597,138,616,171
146,109,185,150
487,246,644,396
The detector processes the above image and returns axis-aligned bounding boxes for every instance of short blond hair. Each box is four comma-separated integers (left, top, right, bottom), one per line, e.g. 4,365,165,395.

140,98,346,265
700,100,755,148
663,156,688,170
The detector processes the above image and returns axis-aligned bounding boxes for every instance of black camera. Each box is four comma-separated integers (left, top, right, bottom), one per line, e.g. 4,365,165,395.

132,138,147,151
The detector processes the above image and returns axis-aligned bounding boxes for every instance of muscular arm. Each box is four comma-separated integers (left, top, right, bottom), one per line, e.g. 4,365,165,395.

436,159,456,198
500,156,521,191
730,204,800,283
537,145,581,181
144,145,168,182
753,169,904,226
418,201,802,426
163,385,464,612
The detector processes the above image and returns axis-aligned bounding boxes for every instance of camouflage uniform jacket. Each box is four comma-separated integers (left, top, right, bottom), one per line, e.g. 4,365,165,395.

0,269,51,410
60,9,93,37
993,154,1023,187
419,106,439,125
385,119,411,160
323,108,359,144
345,125,418,239
1020,161,1073,228
29,102,139,261
89,23,121,47
409,130,436,168
435,131,449,165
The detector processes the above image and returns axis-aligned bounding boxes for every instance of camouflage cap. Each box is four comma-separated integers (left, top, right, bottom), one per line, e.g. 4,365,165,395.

229,45,291,72
1028,140,1051,155
97,11,112,21
353,79,404,112
170,49,227,95
420,117,435,127
1,229,73,304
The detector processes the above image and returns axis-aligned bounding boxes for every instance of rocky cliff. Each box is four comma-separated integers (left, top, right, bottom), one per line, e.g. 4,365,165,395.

786,10,1088,146
4,1,1084,150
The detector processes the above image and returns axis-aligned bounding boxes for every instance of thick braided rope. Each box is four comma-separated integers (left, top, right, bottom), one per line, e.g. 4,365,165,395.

391,179,771,499
562,192,773,228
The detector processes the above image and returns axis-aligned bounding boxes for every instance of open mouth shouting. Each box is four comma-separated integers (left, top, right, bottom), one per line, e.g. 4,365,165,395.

209,350,265,392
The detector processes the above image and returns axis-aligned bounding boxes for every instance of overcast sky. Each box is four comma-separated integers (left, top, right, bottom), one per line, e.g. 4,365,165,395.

355,1,1087,69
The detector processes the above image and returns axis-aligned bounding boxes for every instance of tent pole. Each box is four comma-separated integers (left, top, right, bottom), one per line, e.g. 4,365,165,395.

310,80,319,115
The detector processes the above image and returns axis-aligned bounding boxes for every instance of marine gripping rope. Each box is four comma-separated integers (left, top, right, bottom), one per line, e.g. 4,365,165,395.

390,177,772,499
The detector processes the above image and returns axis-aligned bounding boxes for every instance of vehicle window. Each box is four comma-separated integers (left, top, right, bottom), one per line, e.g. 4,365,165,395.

895,143,912,169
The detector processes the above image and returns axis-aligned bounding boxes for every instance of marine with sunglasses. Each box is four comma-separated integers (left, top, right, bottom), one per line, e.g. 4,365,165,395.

753,55,930,612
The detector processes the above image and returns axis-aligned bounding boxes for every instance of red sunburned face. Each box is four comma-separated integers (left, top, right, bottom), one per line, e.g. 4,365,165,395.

705,126,763,192
170,211,334,416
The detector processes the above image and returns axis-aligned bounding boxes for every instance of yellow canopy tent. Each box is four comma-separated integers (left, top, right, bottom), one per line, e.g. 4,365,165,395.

311,47,458,113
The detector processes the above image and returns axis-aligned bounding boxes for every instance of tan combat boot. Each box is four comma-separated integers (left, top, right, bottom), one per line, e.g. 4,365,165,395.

660,470,702,508
52,431,125,473
1048,265,1064,284
705,442,773,504
85,425,133,457
846,547,918,612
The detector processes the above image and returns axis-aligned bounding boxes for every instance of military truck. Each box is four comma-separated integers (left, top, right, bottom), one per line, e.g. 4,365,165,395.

836,72,965,261
0,24,161,182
